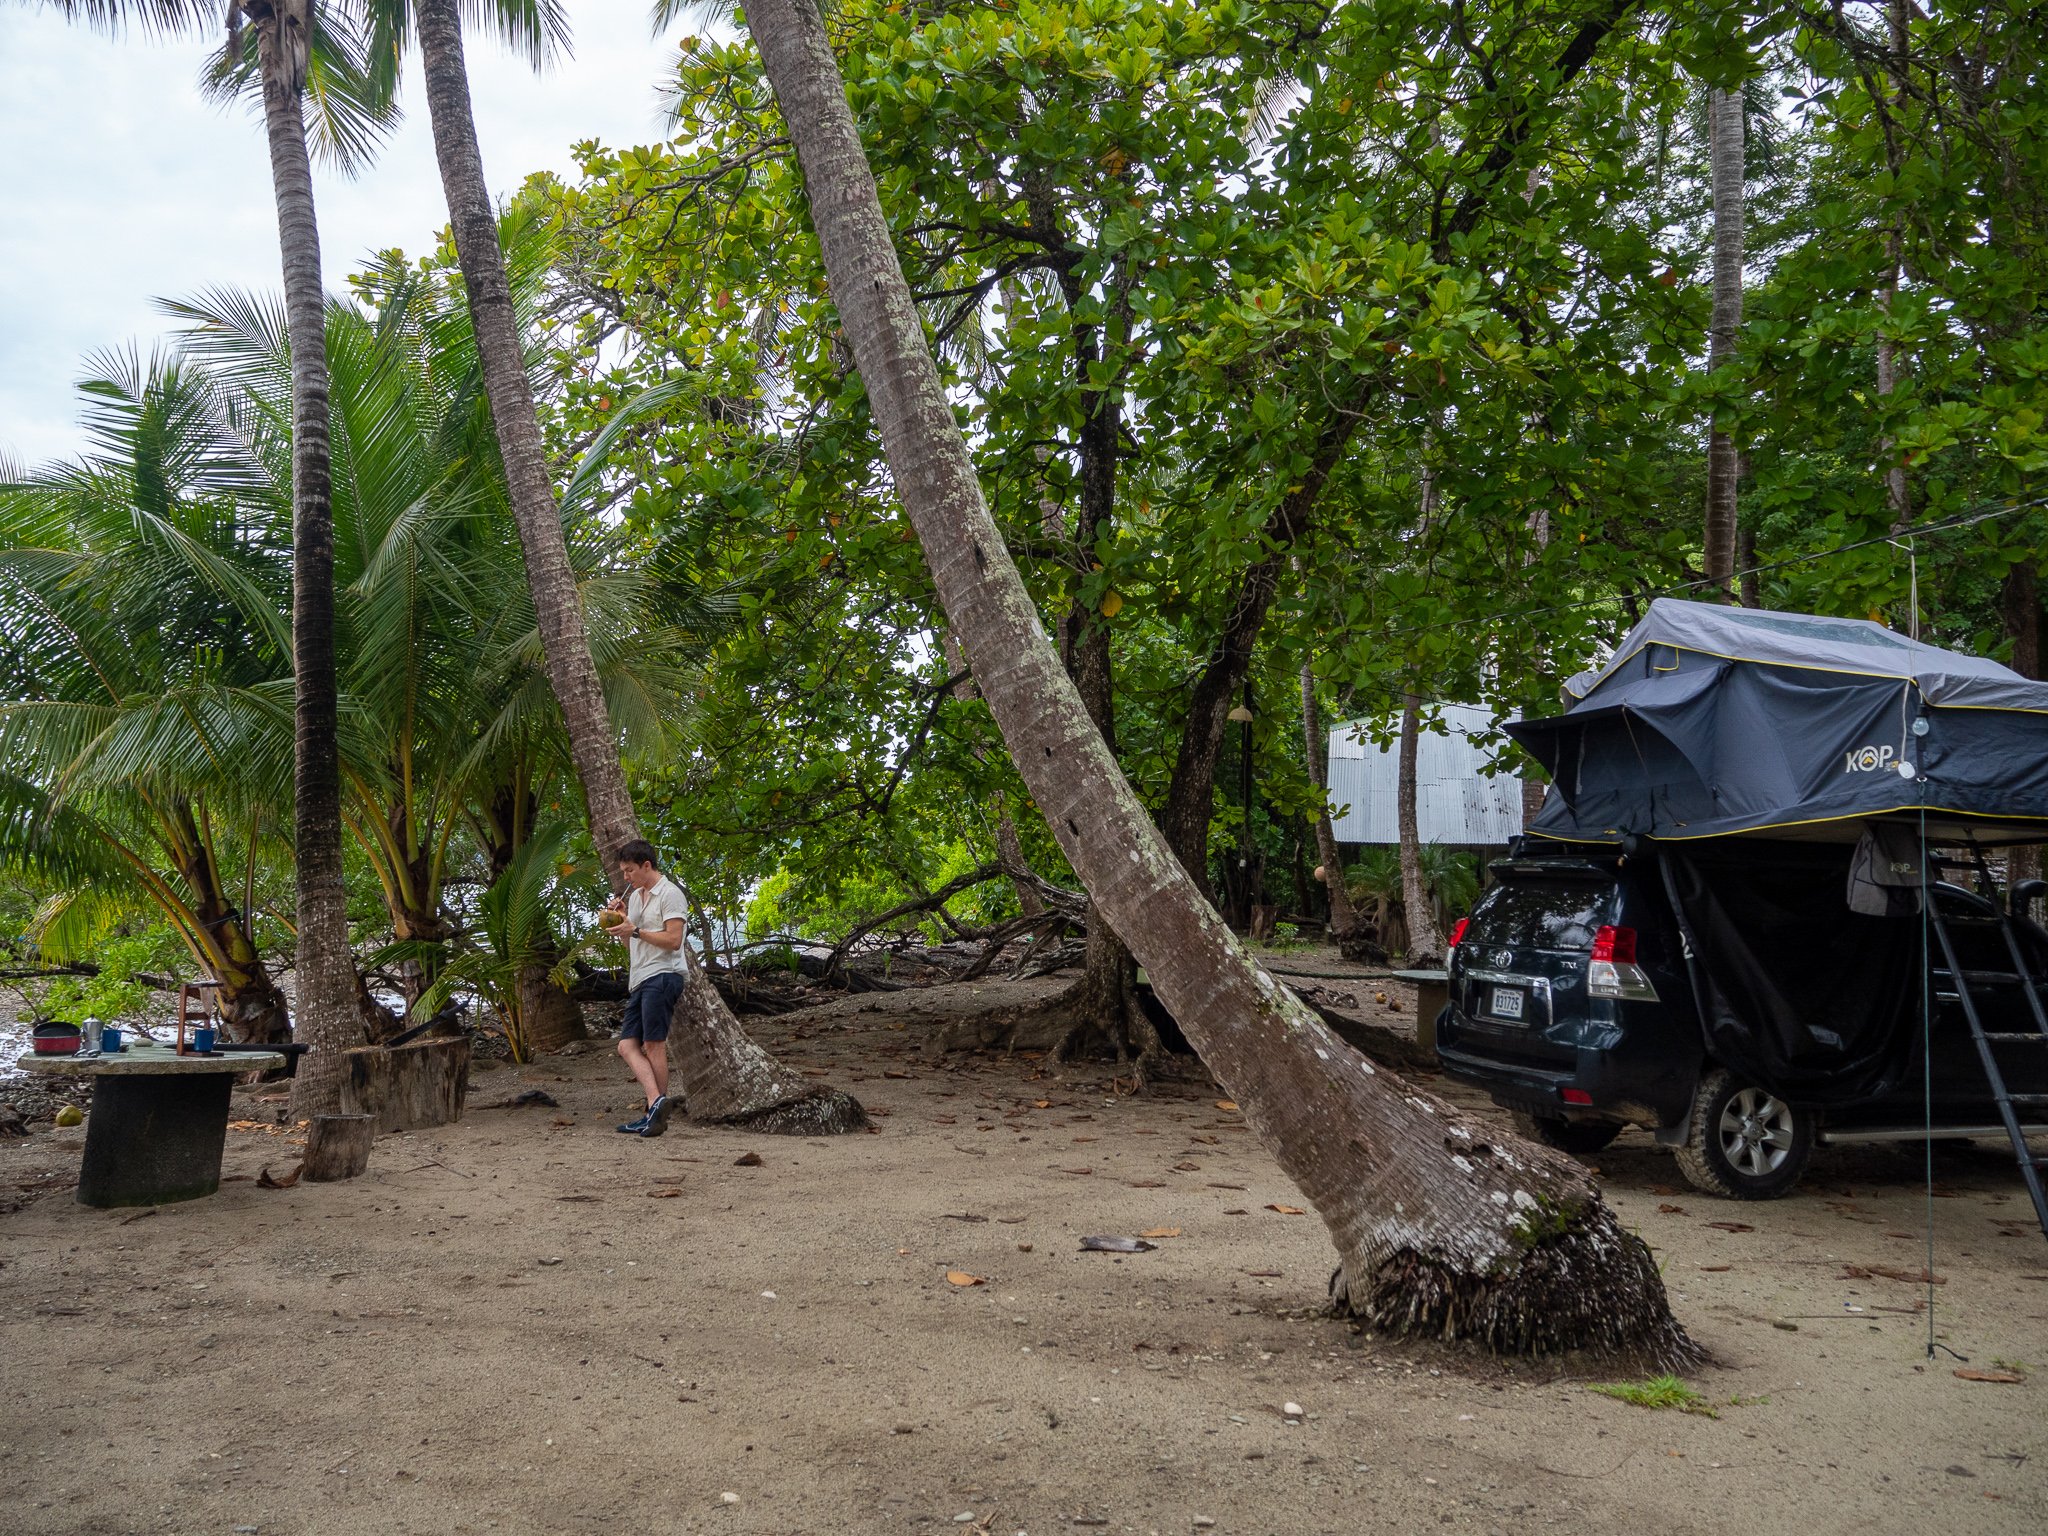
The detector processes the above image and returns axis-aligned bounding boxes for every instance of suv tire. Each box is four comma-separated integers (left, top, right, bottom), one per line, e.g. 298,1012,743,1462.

1511,1113,1623,1156
1674,1068,1813,1199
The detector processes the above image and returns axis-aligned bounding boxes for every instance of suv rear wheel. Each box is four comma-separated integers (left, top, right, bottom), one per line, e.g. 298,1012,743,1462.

1511,1112,1623,1156
1674,1068,1813,1199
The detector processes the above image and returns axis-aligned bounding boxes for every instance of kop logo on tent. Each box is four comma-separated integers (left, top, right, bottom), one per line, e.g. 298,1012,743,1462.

1843,744,1896,774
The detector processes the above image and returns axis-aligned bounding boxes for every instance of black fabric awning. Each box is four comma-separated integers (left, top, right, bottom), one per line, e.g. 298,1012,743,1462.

1519,600,2048,843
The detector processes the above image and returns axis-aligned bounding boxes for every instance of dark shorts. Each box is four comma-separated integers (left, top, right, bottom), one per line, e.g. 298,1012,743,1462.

621,971,684,1044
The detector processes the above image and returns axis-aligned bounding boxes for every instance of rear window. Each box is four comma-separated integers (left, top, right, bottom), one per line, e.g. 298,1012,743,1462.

1469,875,1619,952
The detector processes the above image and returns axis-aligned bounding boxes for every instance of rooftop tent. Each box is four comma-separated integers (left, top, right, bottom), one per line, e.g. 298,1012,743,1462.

1509,598,2048,844
1508,600,2048,1104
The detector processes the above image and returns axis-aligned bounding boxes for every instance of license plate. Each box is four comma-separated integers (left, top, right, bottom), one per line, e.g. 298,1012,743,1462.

1488,986,1524,1021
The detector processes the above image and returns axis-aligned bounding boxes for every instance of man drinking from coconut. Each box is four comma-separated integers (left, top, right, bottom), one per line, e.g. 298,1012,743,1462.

605,839,689,1137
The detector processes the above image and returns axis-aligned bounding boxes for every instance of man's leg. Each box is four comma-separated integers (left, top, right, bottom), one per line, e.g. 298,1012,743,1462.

644,974,679,1101
617,1036,660,1106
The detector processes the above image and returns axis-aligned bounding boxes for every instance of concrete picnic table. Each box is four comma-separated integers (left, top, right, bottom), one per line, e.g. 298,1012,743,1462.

1389,968,1451,1051
15,1045,285,1208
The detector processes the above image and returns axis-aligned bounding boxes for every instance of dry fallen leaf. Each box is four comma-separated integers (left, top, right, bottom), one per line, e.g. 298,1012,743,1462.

1658,1203,1687,1214
1954,1368,2024,1384
257,1161,302,1190
1705,1220,1754,1233
1266,1203,1306,1216
1173,1161,1201,1172
646,1188,682,1199
733,1152,764,1167
1139,1226,1183,1240
1215,1100,1239,1112
1247,1268,1283,1278
946,1271,986,1287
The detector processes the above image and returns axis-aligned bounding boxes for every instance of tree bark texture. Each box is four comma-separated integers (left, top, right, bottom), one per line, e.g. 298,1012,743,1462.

1299,663,1357,936
518,959,589,1053
1397,697,1446,964
167,802,292,1044
1703,86,1745,600
341,1036,470,1133
413,0,860,1133
304,1113,374,1182
258,37,361,1121
1158,425,1360,898
747,0,1693,1362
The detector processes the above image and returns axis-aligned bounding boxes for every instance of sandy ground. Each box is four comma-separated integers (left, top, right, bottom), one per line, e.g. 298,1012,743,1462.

3,973,2046,1536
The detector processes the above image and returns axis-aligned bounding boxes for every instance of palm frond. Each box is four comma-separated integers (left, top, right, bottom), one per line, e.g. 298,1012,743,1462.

29,0,216,38
200,3,400,175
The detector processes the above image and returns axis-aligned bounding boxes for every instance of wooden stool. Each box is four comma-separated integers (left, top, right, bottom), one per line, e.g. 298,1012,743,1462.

174,980,222,1054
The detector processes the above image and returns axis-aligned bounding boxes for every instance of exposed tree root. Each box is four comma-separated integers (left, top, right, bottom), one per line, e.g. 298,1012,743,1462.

1330,1199,1703,1369
704,1087,870,1136
933,966,1187,1089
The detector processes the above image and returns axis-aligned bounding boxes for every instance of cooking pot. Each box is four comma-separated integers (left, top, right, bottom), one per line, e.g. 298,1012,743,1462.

31,1021,82,1056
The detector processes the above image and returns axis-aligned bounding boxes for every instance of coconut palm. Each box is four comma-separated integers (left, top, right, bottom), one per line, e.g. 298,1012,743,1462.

413,816,574,1063
28,0,402,1110
0,352,298,1041
737,0,1692,1361
340,0,862,1130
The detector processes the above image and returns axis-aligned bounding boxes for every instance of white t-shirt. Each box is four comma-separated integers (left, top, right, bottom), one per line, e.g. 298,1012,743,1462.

625,875,691,991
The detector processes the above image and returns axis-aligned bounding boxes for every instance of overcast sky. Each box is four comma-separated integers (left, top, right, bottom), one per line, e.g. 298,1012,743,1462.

2,2,684,468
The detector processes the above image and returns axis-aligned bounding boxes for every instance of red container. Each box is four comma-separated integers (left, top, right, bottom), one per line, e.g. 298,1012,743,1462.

31,1022,81,1056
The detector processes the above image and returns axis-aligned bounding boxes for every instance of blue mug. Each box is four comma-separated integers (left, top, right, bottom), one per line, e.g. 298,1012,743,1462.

192,1026,217,1054
100,1027,122,1054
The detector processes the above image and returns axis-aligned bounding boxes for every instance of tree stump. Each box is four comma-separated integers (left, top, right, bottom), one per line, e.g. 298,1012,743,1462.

1249,904,1280,944
340,1036,471,1133
519,962,587,1053
304,1114,374,1182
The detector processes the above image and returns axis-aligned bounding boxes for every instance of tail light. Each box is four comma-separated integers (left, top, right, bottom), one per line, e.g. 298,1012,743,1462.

1447,918,1469,949
1590,925,1636,963
1587,924,1658,1001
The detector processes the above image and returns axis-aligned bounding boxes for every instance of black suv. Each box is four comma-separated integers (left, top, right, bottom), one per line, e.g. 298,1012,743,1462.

1435,840,2048,1199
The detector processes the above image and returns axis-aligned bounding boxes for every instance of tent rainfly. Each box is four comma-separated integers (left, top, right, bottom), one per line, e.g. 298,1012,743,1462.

1510,598,2048,844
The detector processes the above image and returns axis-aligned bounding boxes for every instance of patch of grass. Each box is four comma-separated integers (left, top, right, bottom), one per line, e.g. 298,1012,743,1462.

1588,1374,1717,1417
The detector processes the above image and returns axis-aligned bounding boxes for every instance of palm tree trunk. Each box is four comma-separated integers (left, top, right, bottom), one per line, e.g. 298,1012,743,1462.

253,36,359,1119
744,0,1692,1362
1703,86,1745,599
167,804,292,1045
1397,696,1446,963
411,0,859,1132
1298,662,1357,937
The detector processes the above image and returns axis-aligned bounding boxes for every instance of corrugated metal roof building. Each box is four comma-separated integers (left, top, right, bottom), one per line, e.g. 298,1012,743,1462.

1327,702,1524,846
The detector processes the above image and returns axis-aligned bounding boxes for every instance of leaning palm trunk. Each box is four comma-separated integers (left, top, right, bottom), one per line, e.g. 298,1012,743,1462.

1702,86,1744,596
412,0,858,1131
253,19,361,1118
745,0,1692,1360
